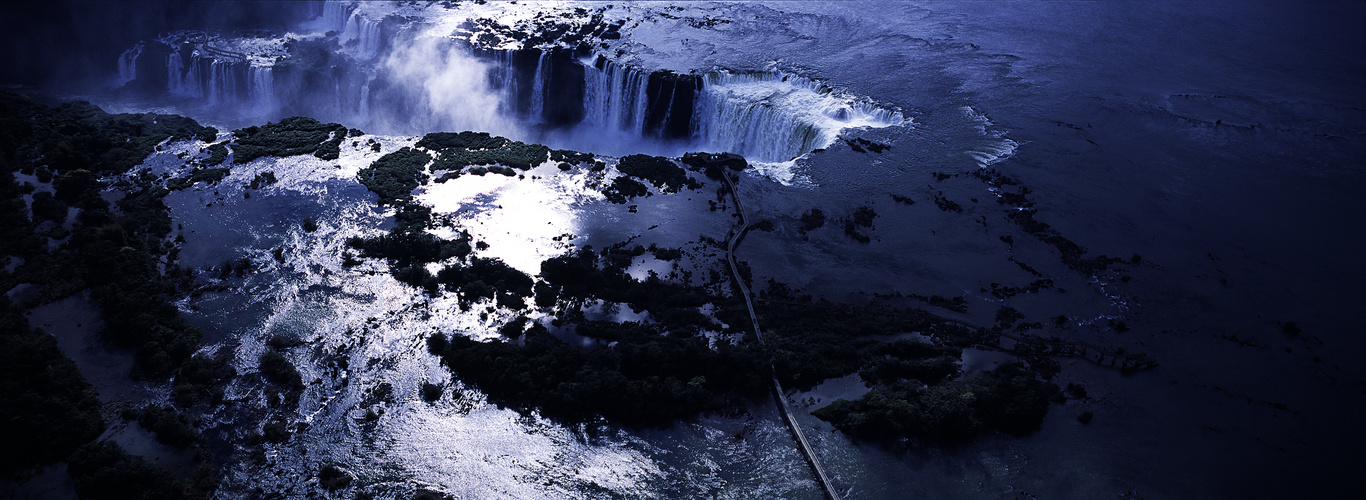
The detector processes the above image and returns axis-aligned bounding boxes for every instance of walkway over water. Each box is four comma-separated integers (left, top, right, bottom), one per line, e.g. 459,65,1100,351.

718,170,843,500
716,165,1157,500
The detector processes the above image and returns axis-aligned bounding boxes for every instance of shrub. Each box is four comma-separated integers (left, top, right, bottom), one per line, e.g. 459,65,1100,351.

616,154,697,193
67,441,195,500
258,350,303,391
231,116,347,164
357,147,431,205
318,464,352,491
798,208,825,232
0,299,104,473
421,382,443,402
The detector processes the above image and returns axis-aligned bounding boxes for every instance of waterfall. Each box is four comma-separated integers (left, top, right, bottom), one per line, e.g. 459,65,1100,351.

576,57,904,160
487,50,522,118
187,53,206,98
358,77,372,119
691,70,904,161
342,9,384,60
249,65,275,109
116,44,143,87
167,52,182,94
528,50,550,123
321,0,353,33
208,60,230,105
582,58,650,135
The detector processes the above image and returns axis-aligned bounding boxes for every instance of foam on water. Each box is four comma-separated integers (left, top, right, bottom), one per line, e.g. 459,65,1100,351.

418,161,594,277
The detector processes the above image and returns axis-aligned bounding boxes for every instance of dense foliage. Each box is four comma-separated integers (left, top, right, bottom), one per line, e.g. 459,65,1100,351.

0,92,204,378
171,352,236,407
813,363,1058,444
356,147,432,205
616,154,700,193
417,131,551,171
231,116,348,164
0,297,105,473
438,321,767,427
680,151,747,180
540,247,724,332
0,91,225,496
798,208,826,232
0,91,216,176
600,175,649,204
66,441,201,500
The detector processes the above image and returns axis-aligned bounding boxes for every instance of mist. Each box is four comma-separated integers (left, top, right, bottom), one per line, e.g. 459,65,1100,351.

379,36,520,138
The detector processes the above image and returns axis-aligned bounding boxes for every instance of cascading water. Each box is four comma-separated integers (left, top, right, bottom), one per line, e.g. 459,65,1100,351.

576,59,903,161
528,50,550,123
342,10,384,60
114,3,906,163
582,58,651,135
117,44,142,86
167,51,190,96
249,65,275,109
322,0,353,33
691,70,905,162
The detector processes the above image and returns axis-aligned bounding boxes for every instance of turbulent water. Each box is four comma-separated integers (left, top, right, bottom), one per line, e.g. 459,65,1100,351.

11,0,1365,498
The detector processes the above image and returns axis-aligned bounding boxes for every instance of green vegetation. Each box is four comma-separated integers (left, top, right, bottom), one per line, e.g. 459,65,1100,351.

0,92,230,497
550,148,595,165
165,163,232,190
616,154,700,193
29,190,68,222
813,363,1058,445
247,171,277,189
540,246,724,332
438,321,766,427
348,229,471,269
172,352,236,407
415,131,505,151
67,441,204,500
131,405,200,448
347,144,543,303
419,242,774,427
357,147,431,206
0,297,105,473
932,193,963,213
432,257,534,307
259,350,304,394
417,131,551,171
231,116,347,164
844,138,890,154
755,292,1059,445
202,143,228,166
0,92,206,378
798,208,825,233
680,151,747,180
421,382,443,402
601,176,649,204
843,205,877,243
0,91,215,176
756,299,967,390
318,464,353,491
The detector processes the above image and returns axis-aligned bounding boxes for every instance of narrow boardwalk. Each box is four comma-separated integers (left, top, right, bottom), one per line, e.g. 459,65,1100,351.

719,171,842,500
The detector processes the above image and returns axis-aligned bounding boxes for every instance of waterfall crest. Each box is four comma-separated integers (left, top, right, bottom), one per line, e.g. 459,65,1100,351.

692,70,905,161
